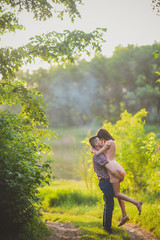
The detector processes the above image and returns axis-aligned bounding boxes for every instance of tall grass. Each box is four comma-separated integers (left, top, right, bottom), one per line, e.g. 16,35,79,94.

40,188,99,207
39,180,100,208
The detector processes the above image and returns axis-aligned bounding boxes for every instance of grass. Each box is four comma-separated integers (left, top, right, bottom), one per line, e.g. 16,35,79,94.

39,186,99,208
39,180,130,240
113,193,160,238
42,211,130,240
39,180,100,208
39,180,160,240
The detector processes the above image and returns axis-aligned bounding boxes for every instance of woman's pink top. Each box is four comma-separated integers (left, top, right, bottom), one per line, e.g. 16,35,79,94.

103,140,126,183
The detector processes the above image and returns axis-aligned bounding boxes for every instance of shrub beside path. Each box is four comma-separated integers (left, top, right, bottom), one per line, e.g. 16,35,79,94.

47,221,158,240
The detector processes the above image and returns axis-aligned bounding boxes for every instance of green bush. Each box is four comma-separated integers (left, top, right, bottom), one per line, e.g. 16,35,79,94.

83,109,160,193
40,180,160,239
0,111,53,239
1,216,51,240
18,217,51,240
102,109,160,193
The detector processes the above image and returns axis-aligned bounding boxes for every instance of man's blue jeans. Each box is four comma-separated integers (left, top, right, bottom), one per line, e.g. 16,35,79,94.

99,180,114,231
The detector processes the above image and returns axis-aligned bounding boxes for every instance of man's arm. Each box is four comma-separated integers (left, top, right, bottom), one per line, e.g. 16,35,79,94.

104,162,124,181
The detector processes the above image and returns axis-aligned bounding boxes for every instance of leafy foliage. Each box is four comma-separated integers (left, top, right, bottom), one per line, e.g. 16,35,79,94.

0,0,106,80
0,80,55,239
0,109,54,238
0,0,107,239
0,28,106,80
152,0,160,15
0,0,83,22
0,80,48,125
154,51,160,83
102,109,159,192
82,109,160,193
0,78,54,239
27,28,106,63
0,11,24,36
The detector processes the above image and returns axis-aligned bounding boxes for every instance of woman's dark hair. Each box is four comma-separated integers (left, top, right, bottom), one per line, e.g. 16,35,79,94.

97,128,114,141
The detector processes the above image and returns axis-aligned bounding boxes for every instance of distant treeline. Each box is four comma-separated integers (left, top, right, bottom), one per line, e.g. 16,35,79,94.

17,43,160,127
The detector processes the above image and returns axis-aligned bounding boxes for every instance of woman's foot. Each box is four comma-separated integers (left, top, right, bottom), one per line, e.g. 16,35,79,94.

118,215,130,227
136,201,142,215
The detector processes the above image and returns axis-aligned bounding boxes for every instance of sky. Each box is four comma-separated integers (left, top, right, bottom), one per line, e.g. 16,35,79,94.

1,0,160,70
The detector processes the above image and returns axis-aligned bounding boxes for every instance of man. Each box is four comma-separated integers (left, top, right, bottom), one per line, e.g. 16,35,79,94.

89,136,123,234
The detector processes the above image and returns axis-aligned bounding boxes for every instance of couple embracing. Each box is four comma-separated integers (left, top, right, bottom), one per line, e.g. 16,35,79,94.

89,128,142,234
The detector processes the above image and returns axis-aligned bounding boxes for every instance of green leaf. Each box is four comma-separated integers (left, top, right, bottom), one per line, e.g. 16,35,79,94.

155,71,160,76
153,51,159,59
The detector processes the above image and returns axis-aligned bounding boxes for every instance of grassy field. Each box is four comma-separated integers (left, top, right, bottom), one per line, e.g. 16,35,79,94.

39,180,130,240
39,180,160,240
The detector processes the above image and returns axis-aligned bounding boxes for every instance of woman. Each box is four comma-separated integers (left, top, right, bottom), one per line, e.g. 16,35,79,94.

91,128,142,226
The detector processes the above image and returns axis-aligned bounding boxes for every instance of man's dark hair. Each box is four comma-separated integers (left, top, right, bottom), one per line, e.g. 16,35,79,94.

97,128,114,141
89,136,98,148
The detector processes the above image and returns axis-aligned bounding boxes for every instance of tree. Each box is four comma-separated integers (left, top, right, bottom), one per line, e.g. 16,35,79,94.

152,0,160,15
0,1,106,239
0,0,106,80
14,43,160,127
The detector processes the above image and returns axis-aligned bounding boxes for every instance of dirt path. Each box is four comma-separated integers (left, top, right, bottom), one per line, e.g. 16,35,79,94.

47,221,158,240
47,222,81,240
123,223,157,240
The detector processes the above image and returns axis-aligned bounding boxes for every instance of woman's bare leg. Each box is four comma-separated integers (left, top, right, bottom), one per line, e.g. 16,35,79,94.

112,182,142,215
118,199,130,226
118,199,127,217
